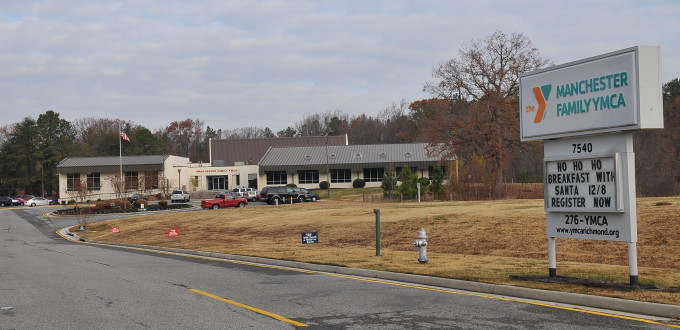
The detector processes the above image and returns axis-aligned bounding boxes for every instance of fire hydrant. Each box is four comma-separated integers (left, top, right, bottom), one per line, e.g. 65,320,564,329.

413,228,428,263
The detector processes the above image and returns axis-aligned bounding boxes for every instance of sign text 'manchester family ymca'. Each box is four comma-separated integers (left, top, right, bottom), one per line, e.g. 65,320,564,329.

556,72,628,117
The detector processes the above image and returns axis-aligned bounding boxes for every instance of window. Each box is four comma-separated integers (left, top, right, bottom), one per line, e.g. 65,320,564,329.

86,172,100,191
363,168,384,182
331,169,351,183
145,171,159,189
247,173,258,189
298,170,319,184
266,171,287,185
125,171,139,190
66,173,80,191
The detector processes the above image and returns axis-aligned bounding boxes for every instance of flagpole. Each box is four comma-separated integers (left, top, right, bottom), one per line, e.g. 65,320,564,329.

119,124,123,185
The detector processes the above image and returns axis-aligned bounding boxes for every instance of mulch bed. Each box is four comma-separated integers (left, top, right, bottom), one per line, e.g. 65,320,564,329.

510,274,680,293
54,203,192,215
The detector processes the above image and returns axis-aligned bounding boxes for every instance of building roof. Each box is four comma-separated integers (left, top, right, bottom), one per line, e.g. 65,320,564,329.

258,143,449,173
210,135,348,166
57,155,178,173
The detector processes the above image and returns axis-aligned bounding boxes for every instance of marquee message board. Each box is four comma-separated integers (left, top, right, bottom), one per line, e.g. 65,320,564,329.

545,154,621,213
543,134,636,242
520,46,662,141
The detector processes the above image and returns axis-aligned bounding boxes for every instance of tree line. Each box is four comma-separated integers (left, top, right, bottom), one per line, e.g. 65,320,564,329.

1,31,678,198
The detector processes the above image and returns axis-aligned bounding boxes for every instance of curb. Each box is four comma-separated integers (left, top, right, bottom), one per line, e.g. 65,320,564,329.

59,229,680,319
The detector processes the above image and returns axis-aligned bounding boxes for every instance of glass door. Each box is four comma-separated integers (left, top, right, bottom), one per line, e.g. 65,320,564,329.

207,176,227,190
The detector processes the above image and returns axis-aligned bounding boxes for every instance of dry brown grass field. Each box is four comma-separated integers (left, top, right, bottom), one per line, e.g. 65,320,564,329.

74,193,680,306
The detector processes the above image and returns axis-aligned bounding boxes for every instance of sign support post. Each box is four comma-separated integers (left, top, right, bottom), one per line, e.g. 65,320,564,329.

548,237,556,277
628,242,639,285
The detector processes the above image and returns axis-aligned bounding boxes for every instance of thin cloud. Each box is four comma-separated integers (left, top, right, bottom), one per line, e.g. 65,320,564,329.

0,0,677,132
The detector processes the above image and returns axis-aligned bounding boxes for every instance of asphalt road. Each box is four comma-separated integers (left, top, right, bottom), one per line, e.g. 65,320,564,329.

1,205,676,329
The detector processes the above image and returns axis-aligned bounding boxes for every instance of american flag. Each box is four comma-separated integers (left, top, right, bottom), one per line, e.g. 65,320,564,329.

120,127,130,141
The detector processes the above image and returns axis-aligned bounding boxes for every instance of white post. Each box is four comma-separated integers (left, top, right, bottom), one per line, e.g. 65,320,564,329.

417,182,421,202
628,241,639,286
548,237,556,277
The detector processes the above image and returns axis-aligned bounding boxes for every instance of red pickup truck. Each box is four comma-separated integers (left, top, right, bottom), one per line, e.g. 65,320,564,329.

201,192,248,209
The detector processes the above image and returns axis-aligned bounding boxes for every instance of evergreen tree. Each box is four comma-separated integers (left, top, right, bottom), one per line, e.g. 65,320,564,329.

429,165,445,196
397,166,418,198
36,110,77,195
0,118,39,194
380,171,397,197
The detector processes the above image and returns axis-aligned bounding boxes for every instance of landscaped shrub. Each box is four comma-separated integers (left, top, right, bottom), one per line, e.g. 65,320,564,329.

68,199,76,205
113,199,131,209
90,206,99,213
319,181,330,189
95,201,109,210
286,183,297,187
352,179,366,188
135,199,148,207
158,200,168,207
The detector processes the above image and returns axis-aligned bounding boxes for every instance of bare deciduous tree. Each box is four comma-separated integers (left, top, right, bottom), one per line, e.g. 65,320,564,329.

423,31,551,197
65,179,93,230
158,173,174,199
108,174,126,199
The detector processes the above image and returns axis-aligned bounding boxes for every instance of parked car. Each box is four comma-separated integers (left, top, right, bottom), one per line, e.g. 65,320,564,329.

171,190,191,203
294,188,321,202
128,194,149,206
17,195,35,205
0,196,15,207
24,197,51,207
259,186,309,204
231,187,258,201
201,192,248,209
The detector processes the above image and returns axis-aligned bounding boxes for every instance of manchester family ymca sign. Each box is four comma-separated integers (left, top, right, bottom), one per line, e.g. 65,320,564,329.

519,46,663,285
520,46,663,141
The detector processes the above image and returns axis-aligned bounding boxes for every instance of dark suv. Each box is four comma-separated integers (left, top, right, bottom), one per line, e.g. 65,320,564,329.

259,186,309,204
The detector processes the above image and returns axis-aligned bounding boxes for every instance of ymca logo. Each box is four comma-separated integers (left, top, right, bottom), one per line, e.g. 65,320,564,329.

525,84,552,123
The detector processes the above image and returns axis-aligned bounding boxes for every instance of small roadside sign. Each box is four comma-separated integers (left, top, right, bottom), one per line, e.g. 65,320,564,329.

168,228,179,237
112,227,121,233
301,232,318,244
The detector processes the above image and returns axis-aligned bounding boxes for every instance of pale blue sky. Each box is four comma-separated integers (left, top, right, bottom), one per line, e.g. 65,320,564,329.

1,0,678,132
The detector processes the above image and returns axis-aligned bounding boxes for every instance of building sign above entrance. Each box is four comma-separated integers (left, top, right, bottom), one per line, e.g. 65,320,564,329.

520,46,662,141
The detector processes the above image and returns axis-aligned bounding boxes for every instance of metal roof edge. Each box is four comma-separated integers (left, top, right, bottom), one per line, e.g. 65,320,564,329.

257,146,274,166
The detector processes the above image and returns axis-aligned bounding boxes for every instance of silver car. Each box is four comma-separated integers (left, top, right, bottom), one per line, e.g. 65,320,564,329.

24,197,51,207
171,190,191,203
